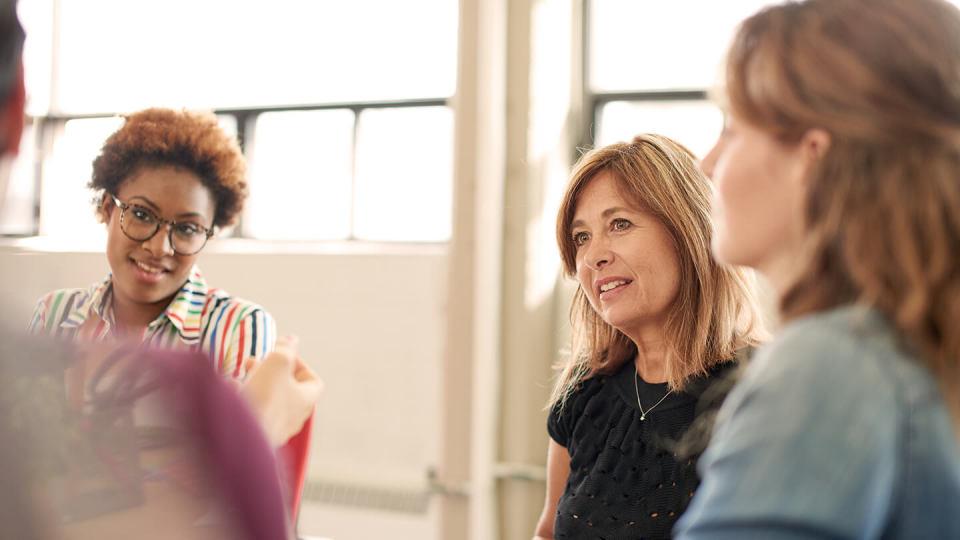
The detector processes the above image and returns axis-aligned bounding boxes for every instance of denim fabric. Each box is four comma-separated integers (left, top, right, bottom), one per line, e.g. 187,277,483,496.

674,305,960,539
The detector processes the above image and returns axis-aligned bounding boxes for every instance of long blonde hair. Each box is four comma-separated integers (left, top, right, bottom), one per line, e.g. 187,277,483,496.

550,134,765,408
724,0,960,424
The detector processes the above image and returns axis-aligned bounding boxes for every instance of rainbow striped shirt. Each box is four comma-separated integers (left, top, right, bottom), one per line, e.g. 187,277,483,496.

29,266,276,379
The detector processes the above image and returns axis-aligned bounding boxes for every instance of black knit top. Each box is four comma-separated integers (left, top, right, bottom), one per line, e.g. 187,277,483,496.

547,360,735,540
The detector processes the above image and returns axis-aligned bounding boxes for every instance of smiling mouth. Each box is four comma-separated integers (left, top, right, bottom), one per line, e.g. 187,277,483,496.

132,259,168,275
599,279,632,296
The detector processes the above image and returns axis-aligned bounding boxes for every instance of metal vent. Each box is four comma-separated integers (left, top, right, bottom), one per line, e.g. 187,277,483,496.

301,479,430,515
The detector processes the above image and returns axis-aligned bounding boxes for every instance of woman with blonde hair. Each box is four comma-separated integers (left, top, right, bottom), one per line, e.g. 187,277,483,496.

676,0,960,537
534,134,765,539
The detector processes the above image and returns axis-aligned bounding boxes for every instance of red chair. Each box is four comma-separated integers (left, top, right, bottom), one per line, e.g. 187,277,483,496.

278,411,314,523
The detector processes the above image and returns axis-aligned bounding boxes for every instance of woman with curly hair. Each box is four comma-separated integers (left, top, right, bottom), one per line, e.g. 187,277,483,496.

22,107,319,524
29,108,271,379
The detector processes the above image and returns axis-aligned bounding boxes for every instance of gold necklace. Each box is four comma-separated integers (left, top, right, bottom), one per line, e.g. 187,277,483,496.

633,371,672,421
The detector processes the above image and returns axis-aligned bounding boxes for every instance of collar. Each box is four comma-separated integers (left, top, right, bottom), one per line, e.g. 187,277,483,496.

60,275,114,329
155,265,208,342
59,265,208,342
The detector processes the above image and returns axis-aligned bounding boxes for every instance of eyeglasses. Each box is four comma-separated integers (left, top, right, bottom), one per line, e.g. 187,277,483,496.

110,194,213,256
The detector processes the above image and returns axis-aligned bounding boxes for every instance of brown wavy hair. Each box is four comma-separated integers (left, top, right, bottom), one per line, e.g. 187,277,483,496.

550,134,766,408
724,0,960,423
90,108,247,228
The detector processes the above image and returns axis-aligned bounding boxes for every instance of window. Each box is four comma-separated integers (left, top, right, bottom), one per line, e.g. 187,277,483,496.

0,122,36,235
245,109,355,241
585,0,778,157
6,0,458,243
39,117,123,241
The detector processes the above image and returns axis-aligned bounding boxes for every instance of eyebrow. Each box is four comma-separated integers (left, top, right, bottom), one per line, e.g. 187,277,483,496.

127,195,208,221
128,195,160,212
569,206,634,230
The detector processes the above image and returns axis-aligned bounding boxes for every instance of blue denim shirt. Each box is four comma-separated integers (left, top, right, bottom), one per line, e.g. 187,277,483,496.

675,305,960,539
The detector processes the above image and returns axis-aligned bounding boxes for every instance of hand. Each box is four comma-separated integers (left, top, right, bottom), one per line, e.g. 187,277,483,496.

240,336,323,446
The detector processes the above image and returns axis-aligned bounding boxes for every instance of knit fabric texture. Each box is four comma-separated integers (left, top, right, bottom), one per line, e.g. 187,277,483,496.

548,360,735,539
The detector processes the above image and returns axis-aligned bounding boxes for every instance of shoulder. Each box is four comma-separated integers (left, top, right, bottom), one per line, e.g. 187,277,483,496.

31,286,99,329
36,285,95,306
559,368,619,411
713,305,908,459
676,306,915,538
35,289,71,308
742,305,910,403
548,367,621,445
202,288,274,324
198,290,276,356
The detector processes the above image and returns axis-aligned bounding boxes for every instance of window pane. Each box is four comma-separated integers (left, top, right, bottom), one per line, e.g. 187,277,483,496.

0,123,37,234
19,0,53,116
589,0,776,91
244,110,355,240
40,117,123,241
55,0,458,114
216,115,238,142
353,107,453,242
596,100,723,159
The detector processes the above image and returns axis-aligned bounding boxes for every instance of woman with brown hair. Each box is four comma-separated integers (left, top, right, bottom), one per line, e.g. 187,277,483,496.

676,0,960,537
534,134,765,539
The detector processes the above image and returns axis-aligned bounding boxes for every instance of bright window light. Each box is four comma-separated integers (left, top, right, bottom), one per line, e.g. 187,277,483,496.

53,0,458,114
0,123,36,235
589,0,777,92
596,100,723,159
18,0,53,116
14,1,458,245
353,107,453,242
39,117,123,241
244,110,355,240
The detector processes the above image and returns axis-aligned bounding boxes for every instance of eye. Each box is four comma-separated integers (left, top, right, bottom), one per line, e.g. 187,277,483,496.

173,222,203,238
611,218,632,232
572,230,590,247
130,206,157,224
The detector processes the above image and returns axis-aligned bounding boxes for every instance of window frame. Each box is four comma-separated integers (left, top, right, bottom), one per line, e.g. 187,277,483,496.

579,0,714,152
7,97,451,242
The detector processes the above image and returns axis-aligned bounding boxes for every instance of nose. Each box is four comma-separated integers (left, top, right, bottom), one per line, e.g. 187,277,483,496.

142,224,175,257
701,140,720,179
583,236,613,270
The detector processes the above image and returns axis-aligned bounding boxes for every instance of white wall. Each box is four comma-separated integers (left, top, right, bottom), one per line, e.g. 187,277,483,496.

0,241,447,539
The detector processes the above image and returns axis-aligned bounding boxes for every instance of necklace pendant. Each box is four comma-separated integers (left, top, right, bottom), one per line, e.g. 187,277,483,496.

640,415,646,421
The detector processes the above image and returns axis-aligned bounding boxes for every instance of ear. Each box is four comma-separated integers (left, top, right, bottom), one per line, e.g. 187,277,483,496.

0,61,25,157
100,193,115,222
800,128,831,162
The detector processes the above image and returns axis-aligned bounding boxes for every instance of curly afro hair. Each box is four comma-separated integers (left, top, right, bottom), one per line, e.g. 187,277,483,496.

90,108,247,228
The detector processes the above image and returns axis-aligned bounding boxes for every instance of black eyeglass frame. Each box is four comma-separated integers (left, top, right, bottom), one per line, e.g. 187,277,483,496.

109,194,214,256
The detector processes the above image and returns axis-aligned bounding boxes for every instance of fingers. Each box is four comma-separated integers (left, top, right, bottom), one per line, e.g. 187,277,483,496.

292,357,319,383
274,335,299,359
256,335,299,375
296,378,324,405
241,356,259,379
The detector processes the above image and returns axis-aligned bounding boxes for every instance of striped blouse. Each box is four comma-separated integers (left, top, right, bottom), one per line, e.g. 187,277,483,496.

29,266,276,379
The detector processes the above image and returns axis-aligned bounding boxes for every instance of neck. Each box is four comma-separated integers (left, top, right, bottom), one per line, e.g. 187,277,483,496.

110,287,168,337
758,252,803,301
627,327,668,384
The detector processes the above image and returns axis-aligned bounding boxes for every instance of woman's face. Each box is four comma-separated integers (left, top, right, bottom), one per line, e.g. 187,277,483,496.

571,171,681,340
105,165,215,318
701,113,810,283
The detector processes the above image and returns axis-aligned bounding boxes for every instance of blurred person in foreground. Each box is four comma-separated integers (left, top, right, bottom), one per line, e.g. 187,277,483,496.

0,1,318,538
534,134,766,539
675,0,960,537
